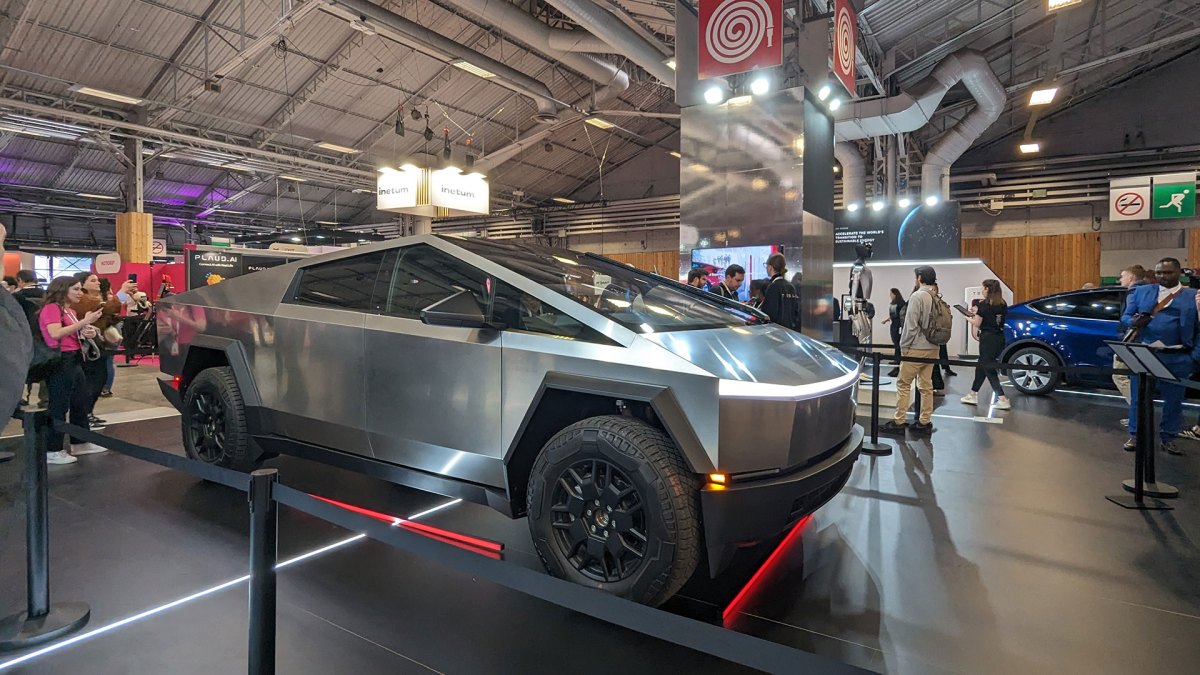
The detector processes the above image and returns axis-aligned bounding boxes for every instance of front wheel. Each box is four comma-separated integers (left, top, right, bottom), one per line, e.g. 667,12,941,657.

182,367,261,471
1006,346,1059,395
526,415,701,607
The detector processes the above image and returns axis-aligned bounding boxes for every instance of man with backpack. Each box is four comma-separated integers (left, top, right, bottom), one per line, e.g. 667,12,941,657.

882,265,951,434
0,223,33,427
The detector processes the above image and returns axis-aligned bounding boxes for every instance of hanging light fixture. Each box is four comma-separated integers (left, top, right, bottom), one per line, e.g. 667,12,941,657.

442,128,452,160
423,111,434,142
394,104,405,136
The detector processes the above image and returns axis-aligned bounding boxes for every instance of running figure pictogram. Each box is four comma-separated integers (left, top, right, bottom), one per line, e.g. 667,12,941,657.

1161,189,1191,213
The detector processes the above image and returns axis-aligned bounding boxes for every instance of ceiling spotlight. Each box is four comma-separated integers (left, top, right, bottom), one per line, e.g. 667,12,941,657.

552,197,575,204
1028,86,1058,106
846,202,860,212
872,200,885,212
1019,142,1042,154
898,197,912,208
584,117,615,130
277,174,306,182
817,84,832,101
1048,0,1084,10
543,142,554,153
829,98,843,111
410,108,423,121
442,128,452,159
750,77,770,96
925,195,940,206
665,58,677,71
394,116,404,136
669,151,681,158
704,86,724,105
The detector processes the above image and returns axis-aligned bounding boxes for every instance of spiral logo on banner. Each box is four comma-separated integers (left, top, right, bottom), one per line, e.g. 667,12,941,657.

832,0,858,94
705,0,773,64
698,0,782,79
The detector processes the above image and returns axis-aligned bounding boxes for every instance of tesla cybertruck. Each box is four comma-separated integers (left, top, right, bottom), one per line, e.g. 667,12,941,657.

157,235,862,605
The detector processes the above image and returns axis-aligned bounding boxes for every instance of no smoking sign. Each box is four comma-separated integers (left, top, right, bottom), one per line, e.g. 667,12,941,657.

1109,179,1150,222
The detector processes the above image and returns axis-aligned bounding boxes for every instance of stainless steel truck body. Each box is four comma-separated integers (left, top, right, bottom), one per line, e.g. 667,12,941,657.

158,234,862,605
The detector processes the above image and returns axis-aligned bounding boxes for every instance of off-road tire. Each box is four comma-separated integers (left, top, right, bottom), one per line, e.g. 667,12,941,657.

182,367,260,471
526,415,701,606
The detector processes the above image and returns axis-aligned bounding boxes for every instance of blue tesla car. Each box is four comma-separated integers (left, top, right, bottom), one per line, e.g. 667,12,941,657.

1001,287,1127,395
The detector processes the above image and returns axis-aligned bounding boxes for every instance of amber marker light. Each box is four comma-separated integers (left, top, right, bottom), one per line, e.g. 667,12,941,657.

708,472,728,485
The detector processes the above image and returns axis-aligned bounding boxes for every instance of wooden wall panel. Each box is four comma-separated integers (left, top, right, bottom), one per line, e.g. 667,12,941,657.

962,233,1100,303
1187,229,1200,268
605,251,679,277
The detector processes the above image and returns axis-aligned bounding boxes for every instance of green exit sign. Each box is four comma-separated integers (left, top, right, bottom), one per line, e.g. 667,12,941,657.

1152,178,1196,219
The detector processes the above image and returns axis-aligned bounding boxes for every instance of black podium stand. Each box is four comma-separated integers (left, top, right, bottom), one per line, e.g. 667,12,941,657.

1104,342,1179,510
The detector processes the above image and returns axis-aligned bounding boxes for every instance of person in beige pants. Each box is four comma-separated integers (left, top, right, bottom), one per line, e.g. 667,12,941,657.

882,266,940,434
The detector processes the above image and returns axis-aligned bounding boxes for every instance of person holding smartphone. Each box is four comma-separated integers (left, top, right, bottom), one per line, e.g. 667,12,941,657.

960,279,1011,410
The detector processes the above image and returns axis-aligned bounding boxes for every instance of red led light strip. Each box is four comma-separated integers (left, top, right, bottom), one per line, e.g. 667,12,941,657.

721,515,812,623
310,495,504,555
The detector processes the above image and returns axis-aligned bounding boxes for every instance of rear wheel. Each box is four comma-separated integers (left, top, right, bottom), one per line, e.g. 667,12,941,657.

182,367,260,471
1007,346,1059,395
526,415,700,606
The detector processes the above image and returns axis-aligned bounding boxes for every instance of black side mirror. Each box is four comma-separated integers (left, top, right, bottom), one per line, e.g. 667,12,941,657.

421,290,489,328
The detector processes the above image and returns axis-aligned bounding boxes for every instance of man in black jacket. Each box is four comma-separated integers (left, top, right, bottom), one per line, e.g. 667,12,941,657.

712,264,745,300
1,223,33,429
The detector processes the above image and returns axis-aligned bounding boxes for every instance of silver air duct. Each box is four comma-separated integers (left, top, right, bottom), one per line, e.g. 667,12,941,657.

445,0,630,105
543,0,676,86
834,49,1004,200
834,142,865,208
321,0,562,122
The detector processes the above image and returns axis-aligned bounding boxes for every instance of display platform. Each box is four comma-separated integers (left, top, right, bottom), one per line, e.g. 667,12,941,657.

1,375,1198,674
858,375,900,408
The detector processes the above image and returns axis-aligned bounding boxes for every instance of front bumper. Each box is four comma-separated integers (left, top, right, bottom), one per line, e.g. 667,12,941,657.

699,424,863,575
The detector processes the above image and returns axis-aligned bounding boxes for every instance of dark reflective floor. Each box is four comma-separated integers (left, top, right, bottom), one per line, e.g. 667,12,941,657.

1,378,1198,674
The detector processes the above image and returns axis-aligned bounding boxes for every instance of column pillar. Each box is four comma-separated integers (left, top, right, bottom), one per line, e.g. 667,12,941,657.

119,108,152,263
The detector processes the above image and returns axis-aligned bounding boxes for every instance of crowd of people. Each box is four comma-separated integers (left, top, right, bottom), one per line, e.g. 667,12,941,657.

2,223,147,464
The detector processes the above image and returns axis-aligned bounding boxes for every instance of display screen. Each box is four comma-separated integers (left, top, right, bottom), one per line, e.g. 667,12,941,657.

690,245,780,302
834,202,962,262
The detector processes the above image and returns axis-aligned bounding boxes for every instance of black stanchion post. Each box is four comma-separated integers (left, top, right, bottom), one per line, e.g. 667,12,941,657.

861,351,894,456
0,411,90,650
248,468,278,675
1108,369,1172,510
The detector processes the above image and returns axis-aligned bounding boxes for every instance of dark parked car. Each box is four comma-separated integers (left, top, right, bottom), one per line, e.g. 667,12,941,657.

1002,287,1127,395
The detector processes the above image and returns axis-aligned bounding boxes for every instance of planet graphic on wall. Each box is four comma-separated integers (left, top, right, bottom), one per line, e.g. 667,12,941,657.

897,205,961,259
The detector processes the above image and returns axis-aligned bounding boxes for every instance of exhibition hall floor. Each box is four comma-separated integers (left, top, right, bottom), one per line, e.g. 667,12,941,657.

0,367,1197,674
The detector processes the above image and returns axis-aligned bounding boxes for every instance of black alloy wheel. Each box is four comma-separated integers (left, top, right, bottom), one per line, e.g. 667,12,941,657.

527,415,701,606
181,366,259,471
549,458,648,583
187,390,227,463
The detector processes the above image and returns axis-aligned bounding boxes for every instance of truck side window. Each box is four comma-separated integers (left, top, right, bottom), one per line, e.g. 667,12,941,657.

491,280,615,344
381,244,490,319
291,252,388,311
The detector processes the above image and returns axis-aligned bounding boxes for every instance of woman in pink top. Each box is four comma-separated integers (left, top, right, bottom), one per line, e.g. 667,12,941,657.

39,276,104,464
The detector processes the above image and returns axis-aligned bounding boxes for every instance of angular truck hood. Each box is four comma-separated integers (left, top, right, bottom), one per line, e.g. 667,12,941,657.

642,325,857,387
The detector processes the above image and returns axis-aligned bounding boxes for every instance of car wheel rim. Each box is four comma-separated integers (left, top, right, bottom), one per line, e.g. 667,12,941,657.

187,391,226,462
1012,353,1051,390
549,459,647,583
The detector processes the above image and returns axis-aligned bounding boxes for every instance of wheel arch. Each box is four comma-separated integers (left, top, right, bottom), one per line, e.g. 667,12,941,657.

503,373,712,518
1001,338,1063,365
180,335,262,408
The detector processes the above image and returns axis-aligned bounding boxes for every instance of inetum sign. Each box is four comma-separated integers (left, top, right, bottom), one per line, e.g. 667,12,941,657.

377,166,489,216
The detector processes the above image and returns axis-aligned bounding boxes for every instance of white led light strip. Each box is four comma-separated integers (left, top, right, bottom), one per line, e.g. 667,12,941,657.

0,498,462,671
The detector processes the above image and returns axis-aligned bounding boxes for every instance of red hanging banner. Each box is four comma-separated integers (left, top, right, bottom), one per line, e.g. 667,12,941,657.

833,0,858,94
698,0,783,80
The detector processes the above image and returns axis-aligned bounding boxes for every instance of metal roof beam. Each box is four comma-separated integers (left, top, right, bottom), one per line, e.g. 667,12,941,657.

0,0,34,88
140,0,226,101
149,0,323,126
254,29,365,148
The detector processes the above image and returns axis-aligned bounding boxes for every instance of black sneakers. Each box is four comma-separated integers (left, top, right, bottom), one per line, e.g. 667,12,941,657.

911,421,934,433
880,420,908,434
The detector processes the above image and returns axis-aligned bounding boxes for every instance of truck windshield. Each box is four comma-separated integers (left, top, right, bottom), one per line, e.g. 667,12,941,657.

450,238,769,333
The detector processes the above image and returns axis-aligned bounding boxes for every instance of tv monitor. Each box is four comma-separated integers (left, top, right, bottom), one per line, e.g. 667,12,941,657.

690,245,780,302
